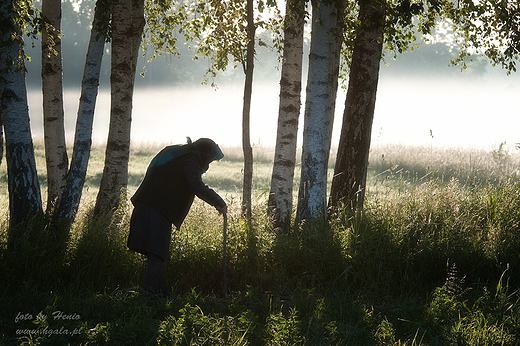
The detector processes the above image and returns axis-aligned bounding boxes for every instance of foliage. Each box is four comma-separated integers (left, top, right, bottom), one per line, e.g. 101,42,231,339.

449,0,520,74
382,0,445,58
143,0,282,86
339,0,454,83
0,0,42,74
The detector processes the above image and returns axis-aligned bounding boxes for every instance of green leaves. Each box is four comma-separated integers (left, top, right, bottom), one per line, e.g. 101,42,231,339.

383,0,450,58
449,0,520,74
339,0,455,78
144,0,281,86
0,0,43,73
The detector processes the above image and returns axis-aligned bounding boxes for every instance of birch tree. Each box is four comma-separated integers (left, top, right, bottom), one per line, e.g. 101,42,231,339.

329,0,449,216
328,0,386,215
268,0,307,231
94,0,144,216
41,0,68,213
56,0,112,223
145,0,280,219
295,0,346,223
242,0,255,219
0,0,43,227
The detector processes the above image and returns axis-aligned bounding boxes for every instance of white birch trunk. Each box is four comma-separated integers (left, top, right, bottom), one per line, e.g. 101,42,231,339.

268,0,305,231
0,0,43,226
56,0,108,222
94,0,143,216
42,0,68,212
295,0,344,223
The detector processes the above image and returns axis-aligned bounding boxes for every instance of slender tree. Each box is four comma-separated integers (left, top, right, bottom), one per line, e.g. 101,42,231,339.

56,0,112,223
0,0,43,227
268,0,306,231
41,0,68,213
241,0,256,218
295,0,346,223
144,0,280,219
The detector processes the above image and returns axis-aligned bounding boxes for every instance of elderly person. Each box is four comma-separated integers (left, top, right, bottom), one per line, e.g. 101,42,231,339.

128,138,227,298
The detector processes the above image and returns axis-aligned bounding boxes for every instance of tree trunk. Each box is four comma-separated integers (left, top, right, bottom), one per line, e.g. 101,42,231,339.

0,0,43,227
241,0,255,219
328,0,386,216
94,0,143,216
295,0,345,223
42,0,68,213
56,0,110,223
268,0,306,231
130,0,145,75
0,106,3,168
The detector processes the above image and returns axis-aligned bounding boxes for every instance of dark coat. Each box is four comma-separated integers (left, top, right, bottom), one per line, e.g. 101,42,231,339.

131,150,226,228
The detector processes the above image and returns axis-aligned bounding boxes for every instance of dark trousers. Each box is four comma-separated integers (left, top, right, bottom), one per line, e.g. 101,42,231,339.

143,253,167,296
128,203,171,297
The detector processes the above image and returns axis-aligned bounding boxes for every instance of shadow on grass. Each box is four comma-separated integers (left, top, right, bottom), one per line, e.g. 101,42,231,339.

2,184,520,344
0,206,166,345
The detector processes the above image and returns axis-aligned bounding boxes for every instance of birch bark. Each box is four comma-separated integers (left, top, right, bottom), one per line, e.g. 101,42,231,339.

329,0,386,216
0,0,43,226
268,0,306,231
57,0,110,222
295,0,345,223
95,0,133,215
42,0,68,212
94,0,144,216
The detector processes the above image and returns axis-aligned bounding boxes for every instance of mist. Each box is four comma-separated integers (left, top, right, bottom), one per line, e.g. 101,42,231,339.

21,0,520,152
373,70,520,149
25,32,520,151
27,70,519,151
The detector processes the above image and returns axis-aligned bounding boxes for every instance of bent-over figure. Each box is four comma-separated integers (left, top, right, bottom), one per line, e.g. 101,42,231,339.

128,138,227,298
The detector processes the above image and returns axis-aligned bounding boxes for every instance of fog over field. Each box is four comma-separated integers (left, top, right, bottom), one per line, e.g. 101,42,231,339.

25,29,520,151
27,72,519,150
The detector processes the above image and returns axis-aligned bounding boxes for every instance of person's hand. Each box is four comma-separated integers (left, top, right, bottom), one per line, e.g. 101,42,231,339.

216,205,228,215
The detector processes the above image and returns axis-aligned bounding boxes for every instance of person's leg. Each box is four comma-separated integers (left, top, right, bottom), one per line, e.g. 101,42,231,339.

142,253,168,298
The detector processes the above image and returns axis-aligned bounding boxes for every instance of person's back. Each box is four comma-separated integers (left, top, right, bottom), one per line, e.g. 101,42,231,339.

127,138,227,298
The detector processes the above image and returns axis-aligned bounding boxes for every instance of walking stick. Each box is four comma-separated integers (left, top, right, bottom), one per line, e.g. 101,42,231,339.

222,212,228,297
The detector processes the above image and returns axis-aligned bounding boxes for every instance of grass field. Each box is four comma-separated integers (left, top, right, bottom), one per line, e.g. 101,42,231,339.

1,141,520,345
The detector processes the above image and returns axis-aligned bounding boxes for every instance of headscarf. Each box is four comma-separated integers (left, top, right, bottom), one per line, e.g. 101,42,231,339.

148,137,224,172
192,137,224,165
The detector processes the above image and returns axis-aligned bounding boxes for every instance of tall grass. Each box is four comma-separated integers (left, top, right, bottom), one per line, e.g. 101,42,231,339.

1,143,520,344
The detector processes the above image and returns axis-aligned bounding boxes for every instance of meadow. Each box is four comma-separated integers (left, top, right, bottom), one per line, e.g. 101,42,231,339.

1,141,520,345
